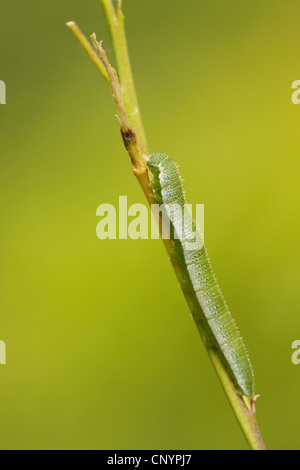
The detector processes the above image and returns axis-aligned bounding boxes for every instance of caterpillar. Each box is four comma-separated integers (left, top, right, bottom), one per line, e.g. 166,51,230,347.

147,153,254,399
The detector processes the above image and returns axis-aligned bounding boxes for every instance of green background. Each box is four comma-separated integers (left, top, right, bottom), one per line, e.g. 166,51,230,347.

1,0,299,450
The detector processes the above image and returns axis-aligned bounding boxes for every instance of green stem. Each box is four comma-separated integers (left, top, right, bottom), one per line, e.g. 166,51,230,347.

208,348,266,450
100,0,149,154
66,22,109,81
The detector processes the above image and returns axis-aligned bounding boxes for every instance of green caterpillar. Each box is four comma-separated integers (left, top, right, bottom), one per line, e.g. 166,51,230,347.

147,153,254,399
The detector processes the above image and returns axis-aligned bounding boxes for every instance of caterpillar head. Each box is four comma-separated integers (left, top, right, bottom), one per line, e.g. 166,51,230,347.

148,153,169,169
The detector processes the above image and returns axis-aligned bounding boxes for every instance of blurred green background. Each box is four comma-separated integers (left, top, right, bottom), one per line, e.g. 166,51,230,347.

0,0,300,450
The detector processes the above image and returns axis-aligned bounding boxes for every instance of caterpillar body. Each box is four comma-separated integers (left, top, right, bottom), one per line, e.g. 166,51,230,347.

147,153,254,399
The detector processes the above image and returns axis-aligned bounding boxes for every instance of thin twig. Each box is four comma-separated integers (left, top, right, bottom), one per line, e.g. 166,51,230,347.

208,348,266,450
100,0,149,154
90,36,130,133
67,22,109,82
91,34,148,175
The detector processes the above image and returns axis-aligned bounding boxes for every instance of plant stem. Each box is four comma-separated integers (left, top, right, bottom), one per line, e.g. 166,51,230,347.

66,22,109,81
90,35,152,206
67,0,266,450
100,0,149,154
208,348,266,450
